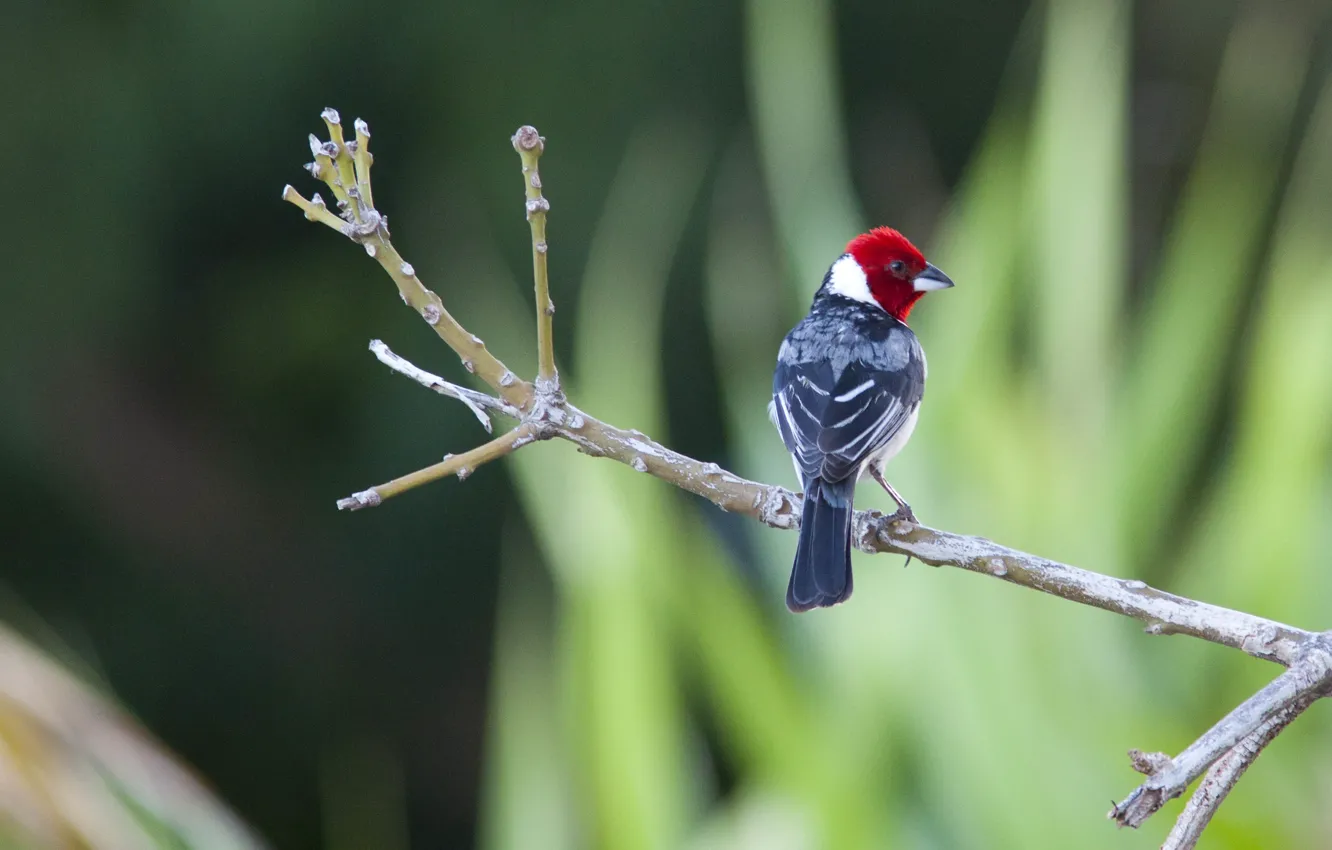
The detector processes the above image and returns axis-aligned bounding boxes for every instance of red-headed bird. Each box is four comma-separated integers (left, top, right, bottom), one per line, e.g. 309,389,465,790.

770,228,954,612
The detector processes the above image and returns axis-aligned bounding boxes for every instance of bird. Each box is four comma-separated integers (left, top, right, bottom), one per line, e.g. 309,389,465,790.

769,227,954,612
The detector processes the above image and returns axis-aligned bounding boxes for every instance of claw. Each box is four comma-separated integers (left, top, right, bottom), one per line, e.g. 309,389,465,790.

888,503,918,526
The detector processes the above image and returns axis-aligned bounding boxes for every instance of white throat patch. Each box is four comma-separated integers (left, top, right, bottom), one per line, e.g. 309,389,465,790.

826,254,878,307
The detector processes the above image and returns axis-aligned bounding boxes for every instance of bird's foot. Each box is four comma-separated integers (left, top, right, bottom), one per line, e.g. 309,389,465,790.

887,504,918,526
883,504,917,567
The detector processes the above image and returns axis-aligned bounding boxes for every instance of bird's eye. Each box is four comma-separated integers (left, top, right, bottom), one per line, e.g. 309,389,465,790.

888,260,906,276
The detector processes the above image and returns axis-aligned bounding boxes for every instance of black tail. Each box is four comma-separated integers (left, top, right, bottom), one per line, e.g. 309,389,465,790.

787,478,855,612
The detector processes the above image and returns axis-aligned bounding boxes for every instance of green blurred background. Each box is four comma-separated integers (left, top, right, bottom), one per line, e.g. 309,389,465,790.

5,0,1332,847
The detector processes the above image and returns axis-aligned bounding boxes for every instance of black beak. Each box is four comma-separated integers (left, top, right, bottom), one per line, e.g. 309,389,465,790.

912,263,954,292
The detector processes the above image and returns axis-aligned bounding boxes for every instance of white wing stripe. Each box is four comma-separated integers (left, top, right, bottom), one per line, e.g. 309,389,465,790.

834,379,875,402
838,398,901,458
829,396,874,429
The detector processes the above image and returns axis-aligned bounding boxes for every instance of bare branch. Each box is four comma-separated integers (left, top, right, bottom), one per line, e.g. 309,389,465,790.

512,125,557,386
853,516,1314,666
1111,637,1332,828
282,185,345,233
336,423,539,511
1160,696,1316,850
352,117,375,210
539,402,1307,663
369,339,520,432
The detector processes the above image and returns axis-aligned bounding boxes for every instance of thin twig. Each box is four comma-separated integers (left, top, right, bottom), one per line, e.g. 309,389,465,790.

1111,637,1332,828
1160,696,1316,850
512,126,556,385
352,117,374,210
336,423,538,511
368,339,520,432
281,116,533,411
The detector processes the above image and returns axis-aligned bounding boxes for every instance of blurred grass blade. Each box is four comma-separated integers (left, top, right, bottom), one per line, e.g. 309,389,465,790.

0,623,264,849
922,107,1029,412
745,0,862,303
478,537,576,850
1032,0,1126,424
1027,0,1127,561
1176,77,1332,627
1119,8,1311,560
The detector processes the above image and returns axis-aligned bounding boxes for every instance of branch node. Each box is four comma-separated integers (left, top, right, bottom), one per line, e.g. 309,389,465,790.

364,243,377,257
400,261,415,276
631,457,649,473
340,208,384,242
534,374,561,396
756,487,800,529
456,466,473,481
422,304,442,325
1128,749,1173,776
499,370,517,387
511,433,536,450
536,241,548,254
987,557,1008,577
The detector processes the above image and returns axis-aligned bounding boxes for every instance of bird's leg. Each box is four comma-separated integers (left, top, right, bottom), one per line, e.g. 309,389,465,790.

868,466,917,524
867,466,917,568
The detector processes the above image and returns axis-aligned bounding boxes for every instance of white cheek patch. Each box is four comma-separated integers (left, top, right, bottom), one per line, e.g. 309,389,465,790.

827,254,876,305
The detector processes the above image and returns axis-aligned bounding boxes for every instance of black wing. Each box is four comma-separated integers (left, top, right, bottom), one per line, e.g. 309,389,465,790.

771,334,924,484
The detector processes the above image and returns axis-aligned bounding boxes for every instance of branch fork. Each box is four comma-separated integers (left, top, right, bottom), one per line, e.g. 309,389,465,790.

283,111,1330,848
1111,632,1332,840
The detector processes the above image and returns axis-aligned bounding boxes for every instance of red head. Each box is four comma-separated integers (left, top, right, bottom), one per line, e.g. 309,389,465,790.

827,227,954,321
